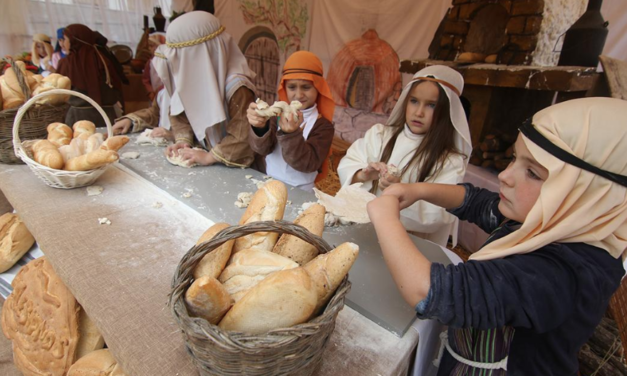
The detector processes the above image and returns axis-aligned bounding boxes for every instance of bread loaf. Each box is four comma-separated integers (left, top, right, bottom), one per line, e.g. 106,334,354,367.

73,121,96,139
84,133,104,154
100,135,129,152
64,149,118,171
218,267,317,334
185,276,232,325
67,349,127,376
0,81,4,111
47,122,73,147
32,73,71,105
193,223,233,280
233,180,287,254
272,203,325,265
75,308,105,360
219,248,298,303
0,63,31,110
33,139,64,169
304,242,359,313
59,137,86,163
0,213,35,273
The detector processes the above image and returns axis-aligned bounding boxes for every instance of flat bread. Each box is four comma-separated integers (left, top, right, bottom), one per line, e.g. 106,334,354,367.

313,183,376,224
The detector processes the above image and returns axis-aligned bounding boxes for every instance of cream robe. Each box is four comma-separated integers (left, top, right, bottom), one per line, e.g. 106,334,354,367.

338,123,466,246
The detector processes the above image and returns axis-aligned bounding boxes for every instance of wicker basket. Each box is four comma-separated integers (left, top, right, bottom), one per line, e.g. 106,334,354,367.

170,220,351,376
0,58,69,164
12,88,113,189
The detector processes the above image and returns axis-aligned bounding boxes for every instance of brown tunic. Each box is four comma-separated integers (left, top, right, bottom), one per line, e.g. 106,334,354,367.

248,115,334,173
119,86,256,168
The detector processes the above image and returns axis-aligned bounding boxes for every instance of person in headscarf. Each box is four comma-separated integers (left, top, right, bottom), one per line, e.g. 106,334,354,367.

338,65,472,247
246,51,335,192
112,11,257,168
368,97,627,375
141,33,166,99
31,33,54,77
57,24,126,128
51,28,67,71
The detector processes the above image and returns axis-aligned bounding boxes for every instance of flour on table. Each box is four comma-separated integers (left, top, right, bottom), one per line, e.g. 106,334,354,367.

245,175,253,179
135,129,169,147
235,192,253,208
166,148,203,168
182,189,193,198
152,201,163,209
86,185,104,196
121,151,140,160
98,217,111,225
313,183,376,224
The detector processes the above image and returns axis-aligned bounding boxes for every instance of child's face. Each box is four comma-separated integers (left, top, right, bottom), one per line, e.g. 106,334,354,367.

60,35,71,53
35,42,47,58
285,79,318,110
404,81,439,135
497,134,549,222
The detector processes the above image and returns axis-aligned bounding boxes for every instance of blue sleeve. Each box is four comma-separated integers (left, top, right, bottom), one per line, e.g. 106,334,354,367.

447,183,504,234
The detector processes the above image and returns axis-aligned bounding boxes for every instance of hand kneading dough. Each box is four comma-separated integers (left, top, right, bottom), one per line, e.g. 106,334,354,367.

185,276,232,324
67,349,127,376
1,257,79,376
218,267,317,334
0,213,35,273
272,203,325,265
193,222,234,280
233,180,287,254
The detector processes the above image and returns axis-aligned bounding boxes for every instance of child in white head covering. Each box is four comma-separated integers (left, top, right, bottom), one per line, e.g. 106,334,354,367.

367,97,627,375
32,33,54,77
112,11,257,168
338,65,472,246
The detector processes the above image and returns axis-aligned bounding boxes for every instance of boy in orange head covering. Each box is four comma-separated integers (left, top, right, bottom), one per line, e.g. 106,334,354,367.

247,51,335,192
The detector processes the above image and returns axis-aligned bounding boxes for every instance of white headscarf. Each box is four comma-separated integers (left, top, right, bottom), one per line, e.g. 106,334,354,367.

154,11,256,143
472,97,627,262
388,65,473,161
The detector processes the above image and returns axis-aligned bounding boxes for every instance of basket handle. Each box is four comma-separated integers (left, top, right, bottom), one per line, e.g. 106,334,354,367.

6,58,32,99
12,88,113,156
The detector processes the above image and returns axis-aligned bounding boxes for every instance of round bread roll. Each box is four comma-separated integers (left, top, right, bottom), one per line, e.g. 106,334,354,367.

67,349,127,376
47,122,73,147
73,120,96,139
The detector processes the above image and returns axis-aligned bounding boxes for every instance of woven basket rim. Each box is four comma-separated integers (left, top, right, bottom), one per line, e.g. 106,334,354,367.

169,220,350,348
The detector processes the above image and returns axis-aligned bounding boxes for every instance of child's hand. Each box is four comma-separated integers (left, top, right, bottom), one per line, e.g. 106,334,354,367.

358,162,388,182
151,127,174,141
367,195,401,224
379,172,401,190
178,148,216,166
165,141,190,157
382,183,419,210
278,110,302,134
112,118,132,135
247,102,269,128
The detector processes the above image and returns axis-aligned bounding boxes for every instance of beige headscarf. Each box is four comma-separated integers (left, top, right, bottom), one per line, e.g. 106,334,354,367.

471,97,627,262
31,33,54,66
154,11,256,144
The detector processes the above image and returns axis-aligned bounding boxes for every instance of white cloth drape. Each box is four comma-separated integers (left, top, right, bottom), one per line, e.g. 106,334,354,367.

0,0,158,57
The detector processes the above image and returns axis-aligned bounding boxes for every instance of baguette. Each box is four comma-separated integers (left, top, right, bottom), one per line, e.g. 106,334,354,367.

84,133,105,154
272,203,325,265
64,149,118,171
100,135,129,152
218,267,317,334
0,213,35,273
185,276,232,324
219,248,298,303
67,349,127,376
58,137,86,163
32,139,64,169
73,120,96,139
304,242,359,313
47,122,73,147
233,180,287,254
193,222,233,280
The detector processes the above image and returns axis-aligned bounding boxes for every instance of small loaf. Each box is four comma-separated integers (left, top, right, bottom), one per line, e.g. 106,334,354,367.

47,122,73,147
193,223,233,280
218,267,317,334
233,180,287,254
32,139,64,169
100,135,129,152
185,276,232,325
304,242,359,313
84,133,104,154
272,203,325,265
0,213,35,273
64,149,118,171
73,121,96,139
219,248,298,303
59,138,86,163
67,349,127,376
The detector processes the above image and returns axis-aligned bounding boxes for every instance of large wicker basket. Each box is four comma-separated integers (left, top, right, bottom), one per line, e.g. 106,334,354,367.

170,220,351,376
0,58,69,164
12,88,113,189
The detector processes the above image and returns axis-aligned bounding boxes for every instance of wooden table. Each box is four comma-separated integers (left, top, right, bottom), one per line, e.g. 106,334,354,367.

0,161,421,376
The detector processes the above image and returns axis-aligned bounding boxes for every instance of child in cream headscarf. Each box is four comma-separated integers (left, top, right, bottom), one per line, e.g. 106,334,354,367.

367,97,627,375
31,33,54,76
